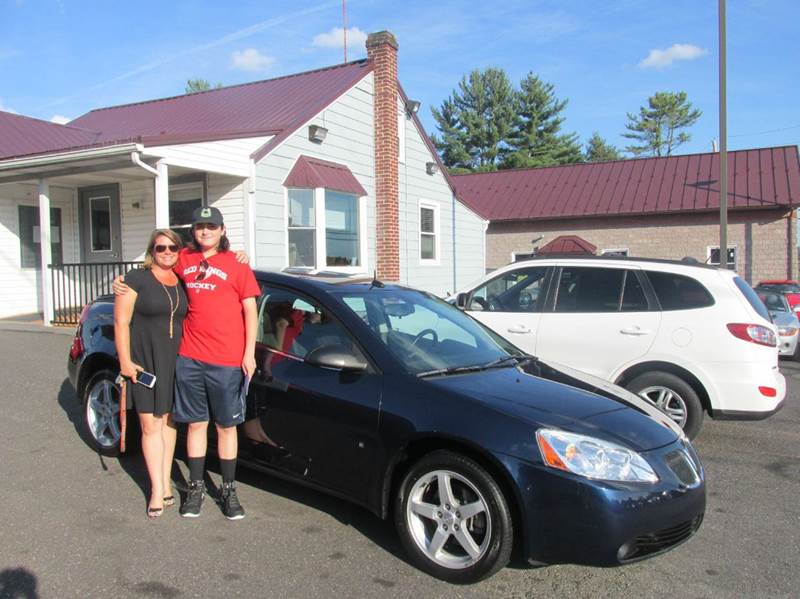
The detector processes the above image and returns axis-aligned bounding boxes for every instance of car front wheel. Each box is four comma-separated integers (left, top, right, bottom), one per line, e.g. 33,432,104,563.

626,371,704,439
394,450,513,583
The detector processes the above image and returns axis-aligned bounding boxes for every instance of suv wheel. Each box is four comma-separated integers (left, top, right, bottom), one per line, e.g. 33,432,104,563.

626,371,704,439
394,450,513,583
82,369,125,456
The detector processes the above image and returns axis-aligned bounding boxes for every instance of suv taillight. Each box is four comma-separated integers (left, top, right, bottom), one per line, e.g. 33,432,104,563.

727,323,777,347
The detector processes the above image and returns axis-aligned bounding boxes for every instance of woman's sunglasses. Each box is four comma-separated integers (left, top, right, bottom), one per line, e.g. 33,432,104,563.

154,244,179,253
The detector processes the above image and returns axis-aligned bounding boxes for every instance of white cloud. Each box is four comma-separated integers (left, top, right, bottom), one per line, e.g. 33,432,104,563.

231,48,275,72
0,99,18,114
639,44,708,69
312,27,368,51
50,115,71,125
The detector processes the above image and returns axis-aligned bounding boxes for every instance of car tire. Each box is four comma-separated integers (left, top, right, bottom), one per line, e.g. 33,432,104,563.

82,369,137,456
626,371,704,440
393,450,513,583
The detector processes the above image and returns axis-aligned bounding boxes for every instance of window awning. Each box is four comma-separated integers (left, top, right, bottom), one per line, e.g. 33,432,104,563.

284,155,367,196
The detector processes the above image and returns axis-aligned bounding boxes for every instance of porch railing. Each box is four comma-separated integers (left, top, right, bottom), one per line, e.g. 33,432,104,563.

49,261,141,326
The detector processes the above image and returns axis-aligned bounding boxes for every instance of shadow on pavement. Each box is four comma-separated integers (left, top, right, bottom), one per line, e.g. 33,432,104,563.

0,567,39,599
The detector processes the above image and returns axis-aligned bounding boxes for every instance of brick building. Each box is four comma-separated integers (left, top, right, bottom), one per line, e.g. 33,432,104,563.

452,146,800,284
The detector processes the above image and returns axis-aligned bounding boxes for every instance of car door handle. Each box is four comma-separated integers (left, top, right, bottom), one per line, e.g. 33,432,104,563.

507,325,532,334
620,327,650,336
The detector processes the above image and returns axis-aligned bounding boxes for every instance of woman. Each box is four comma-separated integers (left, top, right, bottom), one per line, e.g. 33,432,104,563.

114,229,187,518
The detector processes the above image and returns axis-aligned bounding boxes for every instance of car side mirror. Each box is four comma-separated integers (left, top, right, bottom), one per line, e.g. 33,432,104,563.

455,293,469,310
305,345,368,372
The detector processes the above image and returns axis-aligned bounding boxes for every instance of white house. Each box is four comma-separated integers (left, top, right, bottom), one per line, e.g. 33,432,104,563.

0,31,487,324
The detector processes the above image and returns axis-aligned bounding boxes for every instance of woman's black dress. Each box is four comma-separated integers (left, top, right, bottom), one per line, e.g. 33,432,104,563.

125,268,188,415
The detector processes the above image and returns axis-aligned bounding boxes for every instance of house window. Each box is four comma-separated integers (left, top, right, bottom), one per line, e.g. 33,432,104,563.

89,196,111,251
707,246,736,269
420,202,439,263
169,183,204,244
19,205,63,268
288,189,316,267
512,251,536,262
326,191,360,267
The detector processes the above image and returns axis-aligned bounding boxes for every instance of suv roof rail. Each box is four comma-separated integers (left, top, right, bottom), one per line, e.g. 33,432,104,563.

515,253,721,270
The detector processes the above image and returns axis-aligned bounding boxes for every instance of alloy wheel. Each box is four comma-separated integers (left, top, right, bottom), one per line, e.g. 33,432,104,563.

85,377,121,448
405,469,492,569
637,385,688,428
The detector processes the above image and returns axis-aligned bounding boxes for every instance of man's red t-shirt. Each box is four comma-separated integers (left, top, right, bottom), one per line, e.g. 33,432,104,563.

176,248,261,367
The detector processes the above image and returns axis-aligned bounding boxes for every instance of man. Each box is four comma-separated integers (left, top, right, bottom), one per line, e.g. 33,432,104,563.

173,207,259,519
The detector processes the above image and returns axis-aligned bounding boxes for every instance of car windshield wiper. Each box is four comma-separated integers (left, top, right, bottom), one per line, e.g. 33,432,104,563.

416,354,536,378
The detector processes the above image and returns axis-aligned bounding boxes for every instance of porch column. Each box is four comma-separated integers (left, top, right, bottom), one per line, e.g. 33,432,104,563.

38,179,54,325
155,160,170,229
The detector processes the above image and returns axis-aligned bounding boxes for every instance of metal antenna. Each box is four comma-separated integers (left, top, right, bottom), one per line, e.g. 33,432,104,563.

342,0,348,63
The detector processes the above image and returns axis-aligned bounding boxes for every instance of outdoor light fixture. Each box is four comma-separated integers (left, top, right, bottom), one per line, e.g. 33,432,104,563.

425,161,439,175
308,125,328,143
405,100,421,115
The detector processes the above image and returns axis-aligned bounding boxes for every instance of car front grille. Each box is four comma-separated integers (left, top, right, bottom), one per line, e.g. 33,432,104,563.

620,515,703,562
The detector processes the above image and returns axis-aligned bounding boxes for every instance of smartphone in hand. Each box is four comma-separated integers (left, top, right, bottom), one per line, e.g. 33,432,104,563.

136,371,157,388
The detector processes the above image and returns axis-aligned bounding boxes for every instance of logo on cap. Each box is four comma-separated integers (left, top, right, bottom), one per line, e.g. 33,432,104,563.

200,208,212,218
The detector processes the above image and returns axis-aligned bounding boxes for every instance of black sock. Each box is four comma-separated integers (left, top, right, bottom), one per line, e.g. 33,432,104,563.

188,456,205,482
220,458,236,484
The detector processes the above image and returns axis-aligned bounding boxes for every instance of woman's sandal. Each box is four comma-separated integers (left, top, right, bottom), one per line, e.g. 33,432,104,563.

147,506,164,519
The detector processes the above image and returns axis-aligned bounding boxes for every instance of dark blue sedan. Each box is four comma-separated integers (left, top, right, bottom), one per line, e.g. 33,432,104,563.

68,270,705,583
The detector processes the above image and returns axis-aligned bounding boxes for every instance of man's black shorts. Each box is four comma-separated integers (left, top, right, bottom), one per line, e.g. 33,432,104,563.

173,356,246,427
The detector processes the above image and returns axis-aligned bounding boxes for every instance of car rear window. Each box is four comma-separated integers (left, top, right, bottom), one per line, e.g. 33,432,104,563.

645,271,714,311
734,277,770,321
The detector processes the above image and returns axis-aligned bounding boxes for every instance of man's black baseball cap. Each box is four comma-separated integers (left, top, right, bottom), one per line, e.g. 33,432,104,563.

191,206,224,226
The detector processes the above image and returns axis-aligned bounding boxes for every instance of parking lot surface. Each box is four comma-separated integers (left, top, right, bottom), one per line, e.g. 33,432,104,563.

1,328,798,598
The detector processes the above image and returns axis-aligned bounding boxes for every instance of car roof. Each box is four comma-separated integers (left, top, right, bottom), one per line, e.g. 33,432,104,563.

503,254,725,271
253,268,420,295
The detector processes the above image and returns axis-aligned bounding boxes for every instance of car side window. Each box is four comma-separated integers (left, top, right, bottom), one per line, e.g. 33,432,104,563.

554,267,626,313
621,271,649,312
646,271,715,311
257,286,358,359
469,267,547,313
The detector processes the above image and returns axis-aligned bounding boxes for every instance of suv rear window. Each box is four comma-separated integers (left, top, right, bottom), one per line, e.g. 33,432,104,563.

734,277,770,321
645,271,714,311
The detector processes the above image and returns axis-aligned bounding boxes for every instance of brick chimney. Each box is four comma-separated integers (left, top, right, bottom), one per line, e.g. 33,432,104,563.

367,31,400,282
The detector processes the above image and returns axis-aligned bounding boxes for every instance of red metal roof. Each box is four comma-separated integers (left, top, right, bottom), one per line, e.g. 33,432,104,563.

538,235,597,254
284,155,367,195
0,111,104,160
0,60,371,161
451,146,800,221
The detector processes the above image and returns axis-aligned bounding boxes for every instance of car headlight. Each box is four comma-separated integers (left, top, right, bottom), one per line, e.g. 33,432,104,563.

777,326,798,337
536,429,659,483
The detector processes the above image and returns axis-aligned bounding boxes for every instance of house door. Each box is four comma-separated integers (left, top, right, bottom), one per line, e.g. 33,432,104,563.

79,184,121,263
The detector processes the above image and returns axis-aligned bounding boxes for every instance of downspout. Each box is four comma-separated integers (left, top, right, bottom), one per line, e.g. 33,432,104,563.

131,151,158,176
131,151,168,228
247,160,257,264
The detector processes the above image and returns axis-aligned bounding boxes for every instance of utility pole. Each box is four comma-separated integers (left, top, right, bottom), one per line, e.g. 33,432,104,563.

719,0,728,268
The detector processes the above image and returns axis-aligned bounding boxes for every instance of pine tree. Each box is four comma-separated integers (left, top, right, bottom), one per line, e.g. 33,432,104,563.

431,68,516,171
501,74,582,169
584,132,621,162
185,78,223,94
622,91,701,157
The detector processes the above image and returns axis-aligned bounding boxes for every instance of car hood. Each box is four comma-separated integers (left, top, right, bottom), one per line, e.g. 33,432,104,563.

427,362,680,452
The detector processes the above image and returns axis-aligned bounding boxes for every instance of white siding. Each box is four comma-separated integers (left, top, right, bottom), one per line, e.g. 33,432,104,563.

254,73,375,269
208,174,246,250
120,179,155,261
398,98,486,296
147,136,272,177
0,183,79,317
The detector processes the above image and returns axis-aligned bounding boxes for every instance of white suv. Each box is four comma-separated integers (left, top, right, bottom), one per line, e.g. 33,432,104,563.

455,256,785,438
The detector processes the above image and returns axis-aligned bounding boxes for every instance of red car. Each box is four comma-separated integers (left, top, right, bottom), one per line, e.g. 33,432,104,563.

755,280,800,314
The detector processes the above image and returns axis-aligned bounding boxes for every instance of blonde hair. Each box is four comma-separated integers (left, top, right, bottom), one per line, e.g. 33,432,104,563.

142,229,183,270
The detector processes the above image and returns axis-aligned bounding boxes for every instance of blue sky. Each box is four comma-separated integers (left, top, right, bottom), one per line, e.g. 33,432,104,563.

1,0,798,156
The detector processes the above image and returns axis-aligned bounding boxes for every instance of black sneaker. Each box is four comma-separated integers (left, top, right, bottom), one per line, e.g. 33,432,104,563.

219,482,245,520
180,480,205,518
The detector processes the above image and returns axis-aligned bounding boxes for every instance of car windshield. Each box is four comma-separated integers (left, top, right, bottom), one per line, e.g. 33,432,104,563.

759,283,800,294
335,288,521,375
757,291,789,312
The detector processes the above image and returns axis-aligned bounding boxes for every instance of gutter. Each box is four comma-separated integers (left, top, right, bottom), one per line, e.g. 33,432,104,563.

131,150,158,176
0,143,143,172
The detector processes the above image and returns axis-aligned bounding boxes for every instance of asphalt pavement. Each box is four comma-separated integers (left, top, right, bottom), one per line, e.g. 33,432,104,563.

0,328,798,598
